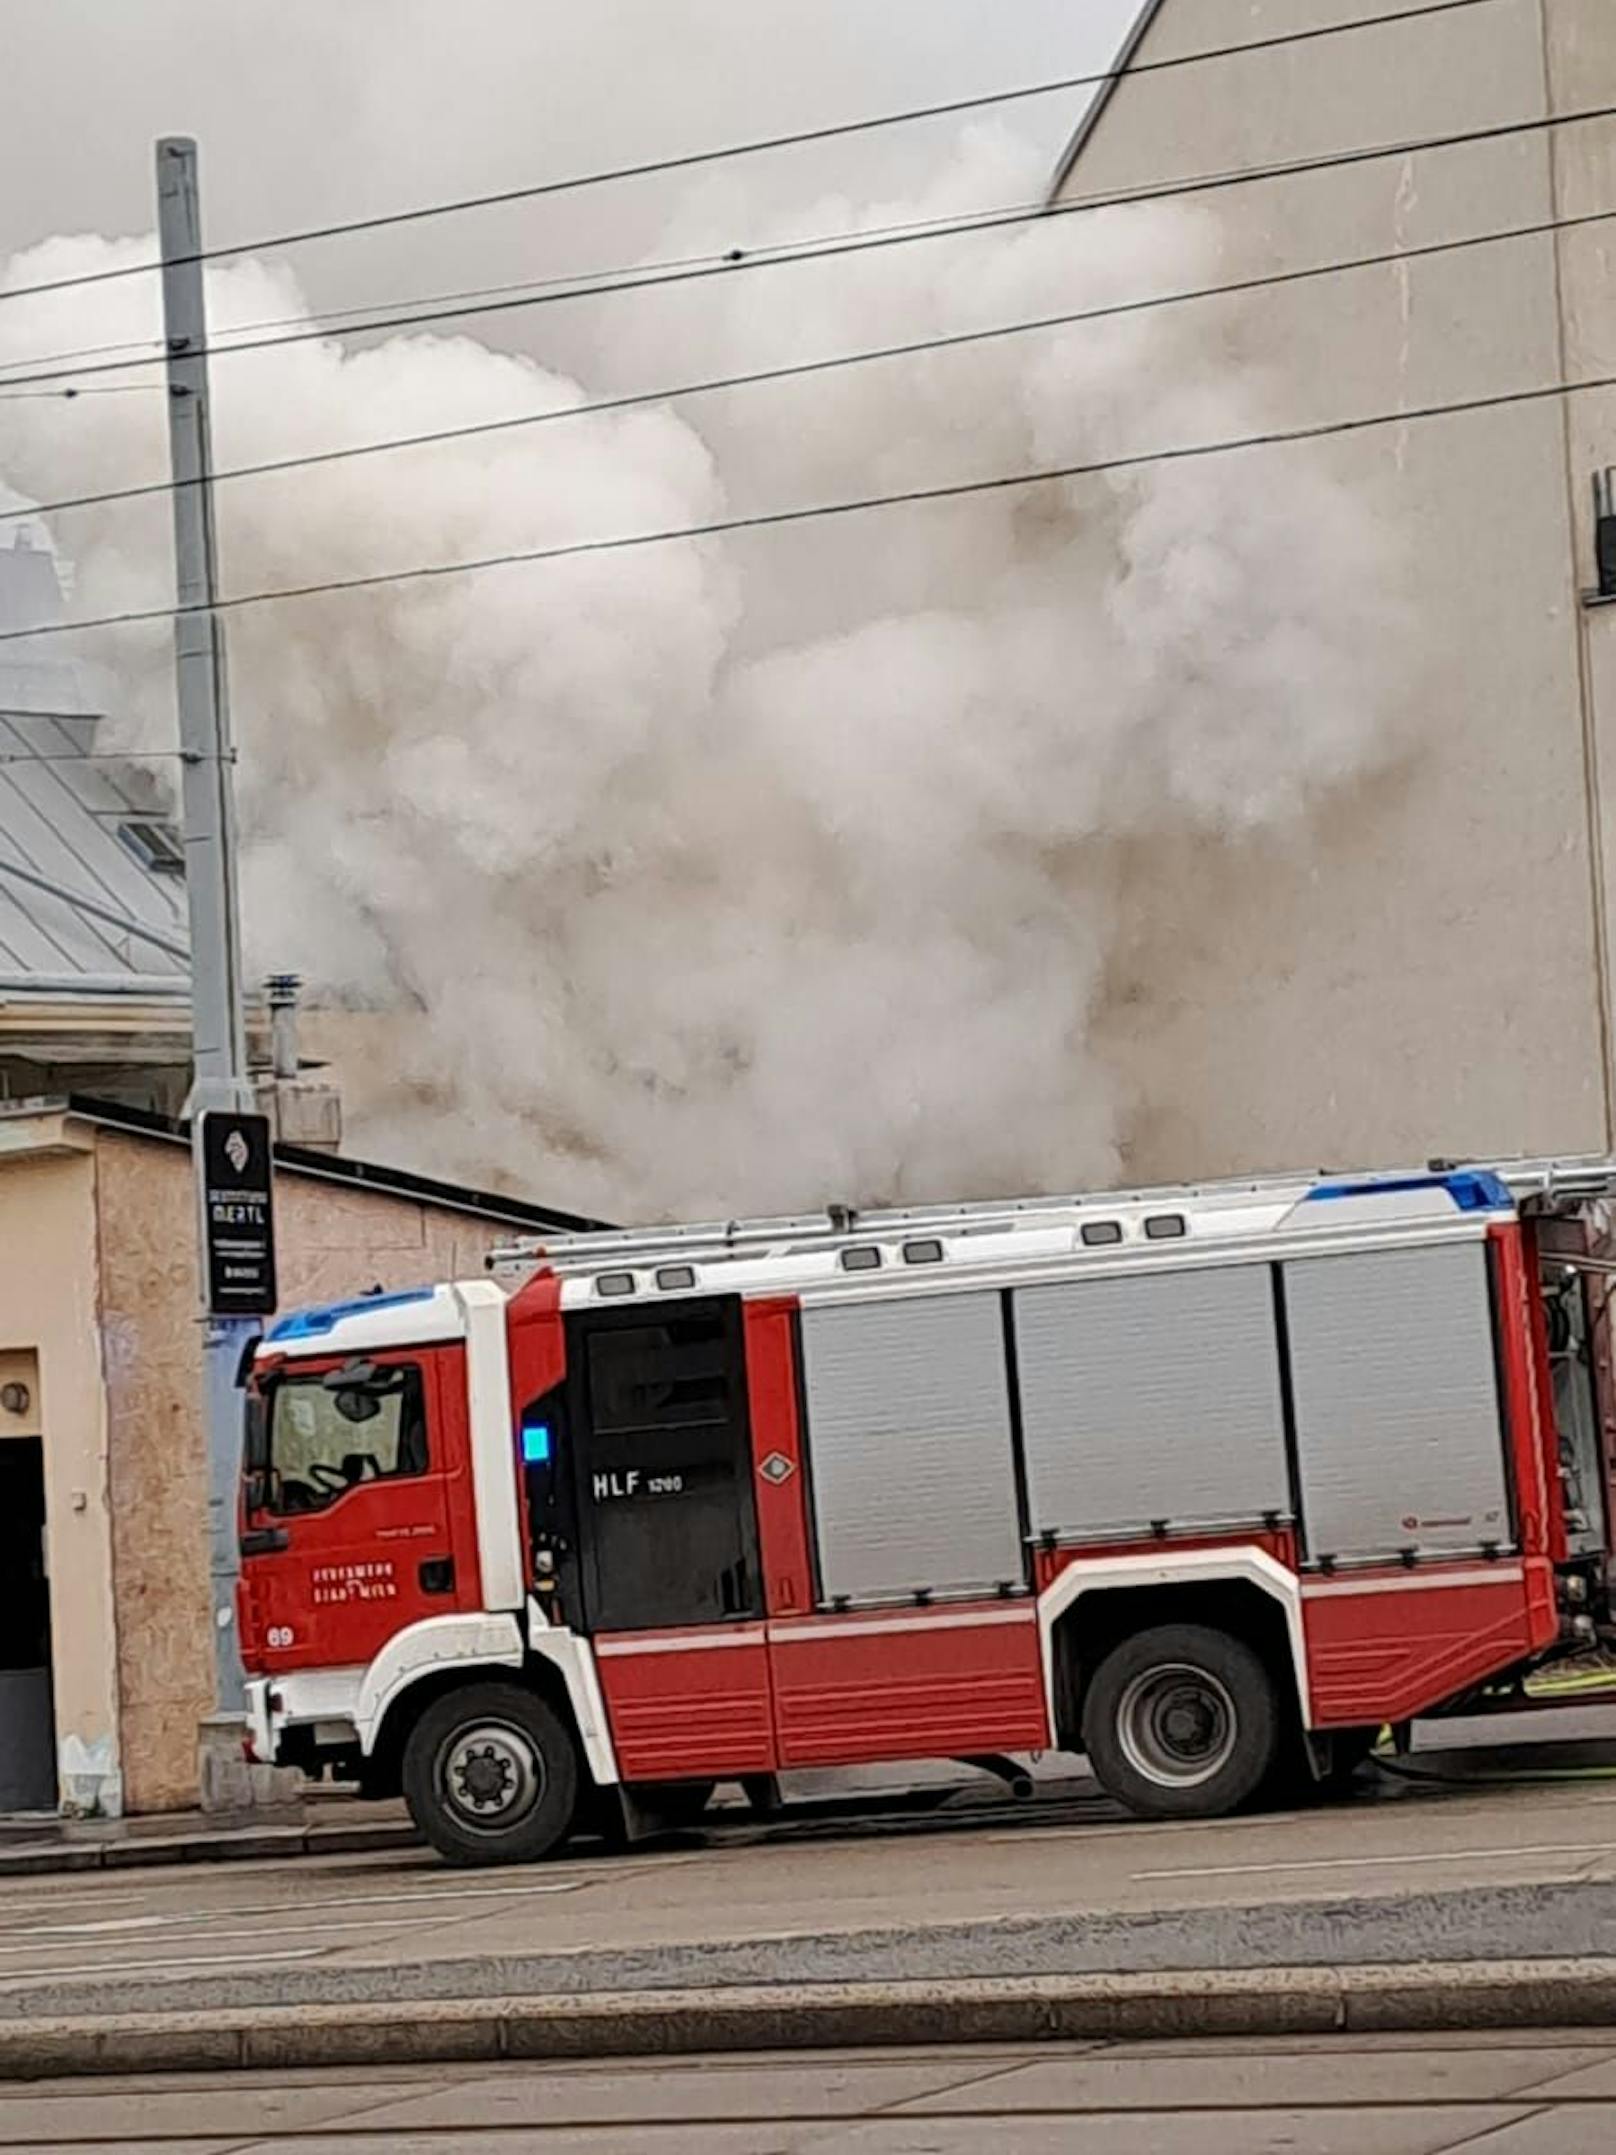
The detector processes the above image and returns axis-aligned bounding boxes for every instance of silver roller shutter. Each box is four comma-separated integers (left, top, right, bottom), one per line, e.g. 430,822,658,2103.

799,1290,1024,1601
1284,1240,1510,1561
1013,1264,1290,1539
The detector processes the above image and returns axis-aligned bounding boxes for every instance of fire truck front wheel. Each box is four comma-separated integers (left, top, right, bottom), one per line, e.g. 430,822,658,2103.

1082,1623,1280,1821
402,1682,580,1867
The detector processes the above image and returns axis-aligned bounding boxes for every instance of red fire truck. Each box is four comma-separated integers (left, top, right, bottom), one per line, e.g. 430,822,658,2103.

237,1159,1616,1866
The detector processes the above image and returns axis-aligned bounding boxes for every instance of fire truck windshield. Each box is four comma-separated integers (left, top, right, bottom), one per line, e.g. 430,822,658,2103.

258,1366,426,1515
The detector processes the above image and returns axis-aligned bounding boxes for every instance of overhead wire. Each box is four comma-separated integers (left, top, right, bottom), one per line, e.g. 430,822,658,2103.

6,89,1614,393
7,358,1616,648
2,200,1613,530
0,219,957,382
0,195,1055,387
0,749,194,763
0,214,986,387
0,384,166,400
0,336,171,385
0,0,1512,314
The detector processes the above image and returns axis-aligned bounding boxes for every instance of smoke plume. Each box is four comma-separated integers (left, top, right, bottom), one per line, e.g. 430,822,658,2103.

0,133,1405,1219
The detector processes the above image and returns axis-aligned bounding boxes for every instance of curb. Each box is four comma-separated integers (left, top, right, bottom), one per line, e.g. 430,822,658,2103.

0,1820,420,1878
5,1960,1616,2080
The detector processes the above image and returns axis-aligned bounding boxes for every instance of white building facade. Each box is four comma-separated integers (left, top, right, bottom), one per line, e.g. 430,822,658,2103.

1055,0,1616,1179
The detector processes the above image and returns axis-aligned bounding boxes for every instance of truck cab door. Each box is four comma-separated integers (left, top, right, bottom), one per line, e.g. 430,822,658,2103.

564,1298,763,1632
241,1346,479,1674
536,1296,775,1781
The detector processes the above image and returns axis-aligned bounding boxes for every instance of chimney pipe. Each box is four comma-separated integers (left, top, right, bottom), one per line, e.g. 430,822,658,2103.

265,973,301,1081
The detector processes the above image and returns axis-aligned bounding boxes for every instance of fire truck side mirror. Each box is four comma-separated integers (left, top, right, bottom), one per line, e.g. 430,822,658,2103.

244,1389,270,1475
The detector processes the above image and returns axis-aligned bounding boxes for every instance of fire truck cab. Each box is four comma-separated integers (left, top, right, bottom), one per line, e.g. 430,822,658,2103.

237,1159,1616,1865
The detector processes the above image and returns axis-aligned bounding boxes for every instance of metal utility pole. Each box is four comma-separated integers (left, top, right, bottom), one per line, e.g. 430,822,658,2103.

158,137,262,1732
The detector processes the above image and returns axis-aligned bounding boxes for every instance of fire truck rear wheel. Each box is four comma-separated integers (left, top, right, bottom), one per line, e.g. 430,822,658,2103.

1082,1623,1279,1820
402,1682,579,1867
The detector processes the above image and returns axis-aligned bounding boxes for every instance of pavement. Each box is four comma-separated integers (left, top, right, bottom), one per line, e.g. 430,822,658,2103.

6,1725,1616,2078
1,1694,1608,1882
0,1798,418,1876
16,2028,1616,2150
3,1699,1607,1880
2,1769,1616,2038
0,1759,1054,1877
21,1764,1616,2008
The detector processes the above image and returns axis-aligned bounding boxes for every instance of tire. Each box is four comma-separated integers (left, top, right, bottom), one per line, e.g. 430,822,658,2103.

402,1681,579,1867
1082,1623,1280,1821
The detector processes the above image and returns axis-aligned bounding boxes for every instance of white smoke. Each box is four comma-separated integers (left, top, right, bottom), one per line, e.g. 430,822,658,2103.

0,133,1405,1219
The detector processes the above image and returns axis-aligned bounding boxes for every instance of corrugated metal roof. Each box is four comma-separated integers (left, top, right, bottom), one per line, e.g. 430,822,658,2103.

0,536,189,995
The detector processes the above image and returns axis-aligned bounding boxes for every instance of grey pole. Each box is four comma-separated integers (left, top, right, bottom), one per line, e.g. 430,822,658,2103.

157,136,256,1728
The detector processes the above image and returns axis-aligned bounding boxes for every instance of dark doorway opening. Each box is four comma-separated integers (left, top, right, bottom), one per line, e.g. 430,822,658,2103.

0,1440,55,1811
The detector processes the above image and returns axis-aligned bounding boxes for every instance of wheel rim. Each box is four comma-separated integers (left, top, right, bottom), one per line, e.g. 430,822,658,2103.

1115,1663,1238,1789
438,1721,545,1834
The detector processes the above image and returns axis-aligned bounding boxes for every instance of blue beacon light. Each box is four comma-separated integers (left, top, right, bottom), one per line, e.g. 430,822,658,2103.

522,1422,553,1465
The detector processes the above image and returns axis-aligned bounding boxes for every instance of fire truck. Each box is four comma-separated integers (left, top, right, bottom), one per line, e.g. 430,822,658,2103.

237,1157,1616,1866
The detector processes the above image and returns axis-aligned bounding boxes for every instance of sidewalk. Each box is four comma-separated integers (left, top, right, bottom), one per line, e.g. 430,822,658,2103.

5,1768,1616,2077
0,1795,419,1875
0,1757,1066,1879
4,1712,1615,1881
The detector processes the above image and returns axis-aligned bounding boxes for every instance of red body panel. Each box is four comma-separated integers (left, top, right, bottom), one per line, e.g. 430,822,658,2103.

241,1345,483,1677
768,1606,1048,1768
1497,1221,1567,1563
506,1269,565,1422
1300,1232,1562,1726
594,1629,776,1779
1303,1558,1559,1726
743,1298,814,1617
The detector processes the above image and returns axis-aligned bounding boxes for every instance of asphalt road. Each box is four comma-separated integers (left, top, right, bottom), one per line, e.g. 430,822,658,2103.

12,2030,1616,2150
7,1767,1616,2022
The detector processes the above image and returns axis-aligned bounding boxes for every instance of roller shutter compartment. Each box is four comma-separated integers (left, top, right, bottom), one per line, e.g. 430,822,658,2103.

799,1291,1023,1602
1283,1240,1509,1562
1012,1264,1290,1540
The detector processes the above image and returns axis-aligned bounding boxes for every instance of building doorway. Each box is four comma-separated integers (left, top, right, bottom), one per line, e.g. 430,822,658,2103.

0,1437,55,1811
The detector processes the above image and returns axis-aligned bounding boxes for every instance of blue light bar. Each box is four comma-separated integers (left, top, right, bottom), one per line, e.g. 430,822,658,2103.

266,1286,436,1342
1305,1170,1513,1213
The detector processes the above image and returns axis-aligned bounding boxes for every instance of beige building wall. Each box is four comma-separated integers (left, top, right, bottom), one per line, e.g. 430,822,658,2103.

92,1127,524,1813
1058,0,1616,1180
0,1105,556,1817
0,1121,121,1814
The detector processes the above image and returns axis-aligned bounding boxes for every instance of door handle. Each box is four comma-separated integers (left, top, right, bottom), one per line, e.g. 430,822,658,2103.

419,1557,456,1595
239,1527,289,1556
